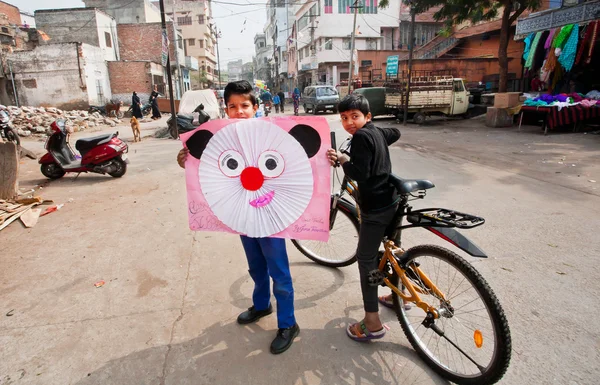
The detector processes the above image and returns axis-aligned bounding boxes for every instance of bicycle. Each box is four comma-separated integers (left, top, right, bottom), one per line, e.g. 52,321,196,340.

292,135,511,384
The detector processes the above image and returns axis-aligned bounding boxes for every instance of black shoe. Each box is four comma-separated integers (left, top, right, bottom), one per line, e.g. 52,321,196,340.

270,323,300,354
236,305,273,324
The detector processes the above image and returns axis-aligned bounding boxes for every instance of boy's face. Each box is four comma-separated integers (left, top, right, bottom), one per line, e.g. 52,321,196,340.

340,109,372,135
225,94,258,119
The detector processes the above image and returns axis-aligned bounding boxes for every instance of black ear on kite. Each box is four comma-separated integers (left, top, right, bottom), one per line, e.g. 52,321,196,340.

186,130,213,159
289,124,321,158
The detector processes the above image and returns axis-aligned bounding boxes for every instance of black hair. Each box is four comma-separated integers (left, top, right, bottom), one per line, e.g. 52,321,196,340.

224,80,258,106
337,94,370,116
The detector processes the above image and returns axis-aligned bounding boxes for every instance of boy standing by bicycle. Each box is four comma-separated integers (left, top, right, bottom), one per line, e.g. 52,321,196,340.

177,80,300,354
327,94,400,341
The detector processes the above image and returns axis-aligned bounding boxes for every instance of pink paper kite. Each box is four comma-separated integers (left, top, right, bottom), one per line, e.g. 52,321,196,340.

180,117,331,241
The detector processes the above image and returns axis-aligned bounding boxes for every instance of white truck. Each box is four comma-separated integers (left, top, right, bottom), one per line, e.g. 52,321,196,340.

384,75,469,124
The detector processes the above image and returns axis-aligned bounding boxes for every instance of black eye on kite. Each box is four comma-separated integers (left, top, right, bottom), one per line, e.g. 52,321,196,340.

258,150,284,178
219,150,245,177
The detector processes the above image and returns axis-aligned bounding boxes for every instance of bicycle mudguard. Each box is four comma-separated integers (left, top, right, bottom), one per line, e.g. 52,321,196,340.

335,197,358,217
425,227,488,258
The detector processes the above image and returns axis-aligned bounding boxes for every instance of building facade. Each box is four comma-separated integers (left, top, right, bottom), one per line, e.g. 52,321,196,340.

293,0,401,90
115,22,186,98
35,8,119,61
160,0,218,88
6,42,111,109
83,0,162,24
227,59,243,82
254,33,272,86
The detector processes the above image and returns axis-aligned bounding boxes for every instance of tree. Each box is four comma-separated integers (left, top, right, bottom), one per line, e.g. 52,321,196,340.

379,0,541,92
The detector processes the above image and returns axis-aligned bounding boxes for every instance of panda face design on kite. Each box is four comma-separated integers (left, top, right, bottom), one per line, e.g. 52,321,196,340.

186,120,321,238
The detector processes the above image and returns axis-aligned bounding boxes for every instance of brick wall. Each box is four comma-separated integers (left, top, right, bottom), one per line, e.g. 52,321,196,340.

108,61,153,103
117,22,176,63
0,1,21,25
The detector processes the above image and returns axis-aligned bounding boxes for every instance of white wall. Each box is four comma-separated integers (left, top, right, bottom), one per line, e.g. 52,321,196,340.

82,44,112,105
20,12,35,27
95,12,119,61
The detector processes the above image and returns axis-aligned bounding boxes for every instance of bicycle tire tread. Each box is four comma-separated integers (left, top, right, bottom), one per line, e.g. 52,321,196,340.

391,244,511,385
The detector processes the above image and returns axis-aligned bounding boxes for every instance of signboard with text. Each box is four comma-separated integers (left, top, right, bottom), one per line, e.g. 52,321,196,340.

386,55,399,76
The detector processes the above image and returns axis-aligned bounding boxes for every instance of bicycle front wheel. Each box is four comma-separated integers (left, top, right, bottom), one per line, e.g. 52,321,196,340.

291,198,359,267
391,245,511,384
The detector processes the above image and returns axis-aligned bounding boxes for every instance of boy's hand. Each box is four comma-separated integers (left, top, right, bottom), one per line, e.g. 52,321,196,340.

327,148,348,166
177,148,189,169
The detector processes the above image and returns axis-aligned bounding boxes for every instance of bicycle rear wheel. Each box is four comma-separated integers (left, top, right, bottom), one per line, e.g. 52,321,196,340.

390,245,511,384
291,198,359,267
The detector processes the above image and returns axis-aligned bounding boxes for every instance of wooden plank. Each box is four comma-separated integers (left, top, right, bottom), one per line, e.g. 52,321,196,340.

20,208,41,228
0,142,19,200
0,205,33,231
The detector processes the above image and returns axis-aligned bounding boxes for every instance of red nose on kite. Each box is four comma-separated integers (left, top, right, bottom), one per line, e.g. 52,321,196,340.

240,167,264,191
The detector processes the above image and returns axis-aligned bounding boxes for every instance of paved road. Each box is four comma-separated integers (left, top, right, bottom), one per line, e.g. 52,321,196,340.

1,112,599,384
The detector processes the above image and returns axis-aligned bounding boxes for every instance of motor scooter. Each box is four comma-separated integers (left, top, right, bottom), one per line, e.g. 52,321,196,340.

39,120,129,179
263,101,272,117
0,109,20,146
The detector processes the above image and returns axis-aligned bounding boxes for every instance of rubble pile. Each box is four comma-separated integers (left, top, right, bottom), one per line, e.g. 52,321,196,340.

2,105,123,138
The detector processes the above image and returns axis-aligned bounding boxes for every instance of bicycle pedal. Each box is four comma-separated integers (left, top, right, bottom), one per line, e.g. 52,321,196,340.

367,270,385,286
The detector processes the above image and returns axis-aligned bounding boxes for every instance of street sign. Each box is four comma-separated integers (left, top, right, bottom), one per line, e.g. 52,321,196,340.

386,55,399,76
161,29,169,67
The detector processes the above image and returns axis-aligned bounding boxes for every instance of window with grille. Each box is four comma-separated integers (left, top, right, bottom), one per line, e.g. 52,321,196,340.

177,16,192,25
198,14,205,24
188,38,195,46
324,0,333,14
343,38,351,50
366,38,377,50
325,38,332,50
104,32,112,47
338,0,378,14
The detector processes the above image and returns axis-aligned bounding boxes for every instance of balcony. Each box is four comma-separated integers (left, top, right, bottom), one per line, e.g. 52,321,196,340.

185,56,199,71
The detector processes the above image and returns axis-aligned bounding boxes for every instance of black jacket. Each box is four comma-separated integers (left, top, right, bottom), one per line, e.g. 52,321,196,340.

342,122,400,212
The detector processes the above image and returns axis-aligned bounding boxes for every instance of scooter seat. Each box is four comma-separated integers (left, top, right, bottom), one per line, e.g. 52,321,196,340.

75,133,116,155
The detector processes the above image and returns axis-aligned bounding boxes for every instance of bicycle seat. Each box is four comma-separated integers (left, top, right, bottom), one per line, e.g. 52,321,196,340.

389,174,435,194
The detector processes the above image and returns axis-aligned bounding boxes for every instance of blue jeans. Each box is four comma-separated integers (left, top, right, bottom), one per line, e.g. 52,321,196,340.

240,236,296,329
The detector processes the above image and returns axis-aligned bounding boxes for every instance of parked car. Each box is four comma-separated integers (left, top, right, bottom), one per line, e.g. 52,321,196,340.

301,85,339,115
352,87,395,118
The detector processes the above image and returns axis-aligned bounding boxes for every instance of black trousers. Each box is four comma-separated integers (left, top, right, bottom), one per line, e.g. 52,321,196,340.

356,203,398,313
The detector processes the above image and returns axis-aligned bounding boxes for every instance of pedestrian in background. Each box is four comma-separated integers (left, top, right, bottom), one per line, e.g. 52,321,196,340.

277,90,286,113
273,93,281,113
131,92,143,119
150,84,162,120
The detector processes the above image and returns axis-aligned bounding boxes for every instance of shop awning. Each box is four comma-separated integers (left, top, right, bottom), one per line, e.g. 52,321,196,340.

516,0,600,38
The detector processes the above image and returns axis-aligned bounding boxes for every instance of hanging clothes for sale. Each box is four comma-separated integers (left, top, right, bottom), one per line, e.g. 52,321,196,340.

544,48,559,73
534,30,550,70
525,32,543,69
544,28,557,50
585,21,598,65
522,33,535,60
558,24,579,72
575,23,593,65
553,24,574,49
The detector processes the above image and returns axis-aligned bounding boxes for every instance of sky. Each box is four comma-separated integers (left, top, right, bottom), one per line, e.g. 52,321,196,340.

13,0,267,65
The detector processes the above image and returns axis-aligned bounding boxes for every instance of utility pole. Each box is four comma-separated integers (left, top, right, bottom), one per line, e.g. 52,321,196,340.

172,0,183,98
402,7,415,126
158,0,177,139
211,24,222,89
347,0,361,94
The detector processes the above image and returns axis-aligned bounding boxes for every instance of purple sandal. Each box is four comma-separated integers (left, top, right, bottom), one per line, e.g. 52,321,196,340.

346,321,386,342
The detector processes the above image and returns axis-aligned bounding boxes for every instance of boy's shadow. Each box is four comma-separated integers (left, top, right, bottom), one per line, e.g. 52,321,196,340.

75,317,449,385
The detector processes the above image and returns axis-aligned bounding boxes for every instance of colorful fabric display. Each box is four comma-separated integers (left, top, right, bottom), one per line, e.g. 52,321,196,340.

586,21,598,65
558,24,579,71
544,28,556,49
553,24,574,48
525,32,543,69
523,33,535,60
575,23,593,65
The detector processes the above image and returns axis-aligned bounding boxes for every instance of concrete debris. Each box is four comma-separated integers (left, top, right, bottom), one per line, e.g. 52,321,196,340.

3,104,124,139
